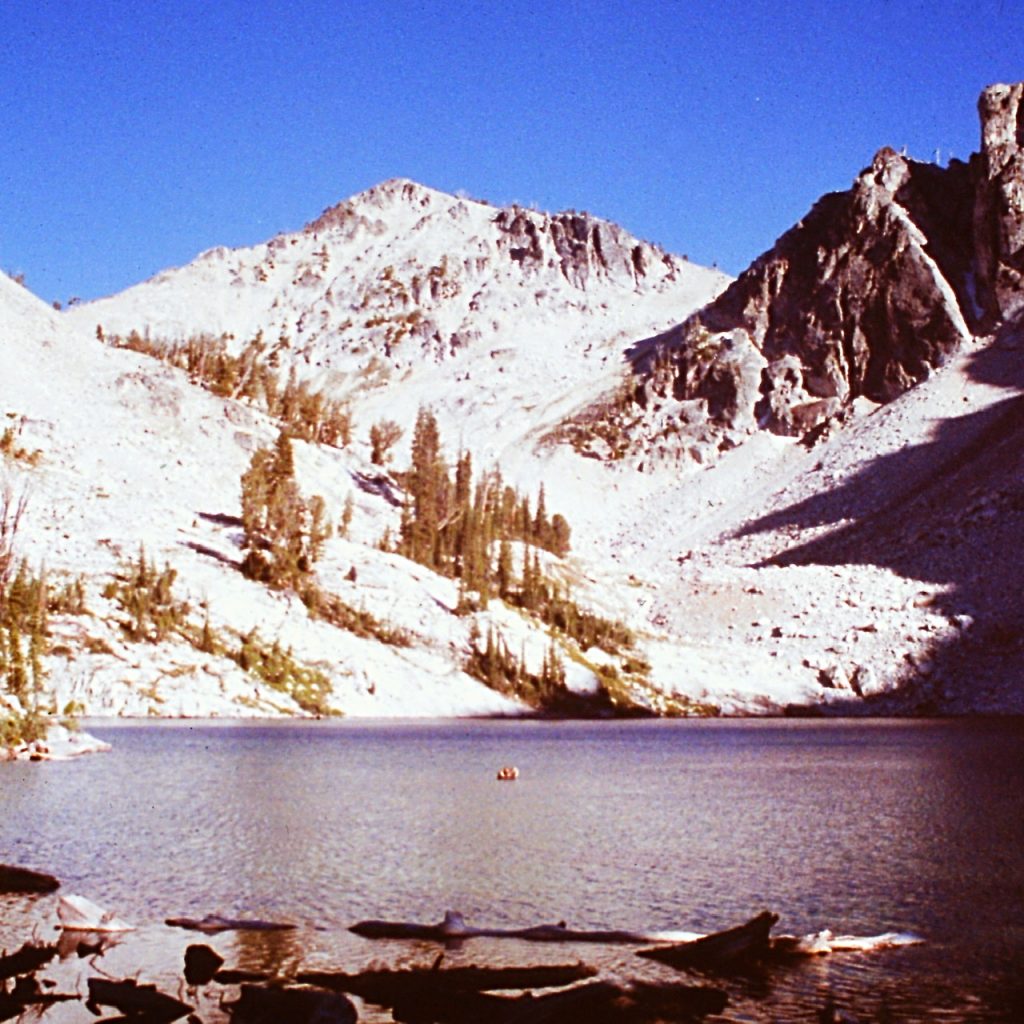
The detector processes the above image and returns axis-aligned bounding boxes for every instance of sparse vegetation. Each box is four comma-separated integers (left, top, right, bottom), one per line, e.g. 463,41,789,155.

233,628,334,716
102,547,190,643
101,329,354,446
0,487,49,747
542,376,643,462
1,417,43,467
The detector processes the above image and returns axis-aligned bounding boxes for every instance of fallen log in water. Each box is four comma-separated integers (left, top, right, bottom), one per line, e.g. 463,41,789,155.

388,979,728,1024
296,961,598,1001
636,912,779,971
214,968,274,984
349,909,697,944
0,863,60,893
165,913,297,933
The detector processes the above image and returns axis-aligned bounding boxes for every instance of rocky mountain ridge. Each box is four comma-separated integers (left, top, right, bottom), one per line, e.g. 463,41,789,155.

65,178,729,502
567,83,1023,467
3,82,1024,724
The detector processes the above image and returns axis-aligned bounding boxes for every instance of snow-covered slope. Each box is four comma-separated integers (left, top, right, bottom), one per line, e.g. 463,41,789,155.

3,190,764,722
67,178,729,475
0,270,527,719
6,143,1023,721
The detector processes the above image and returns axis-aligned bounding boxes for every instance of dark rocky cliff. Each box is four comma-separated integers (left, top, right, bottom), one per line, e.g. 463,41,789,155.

567,82,1024,464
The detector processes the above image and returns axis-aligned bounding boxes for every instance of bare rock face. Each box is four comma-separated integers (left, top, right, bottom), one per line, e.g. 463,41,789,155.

574,83,1022,464
493,206,674,289
973,83,1024,324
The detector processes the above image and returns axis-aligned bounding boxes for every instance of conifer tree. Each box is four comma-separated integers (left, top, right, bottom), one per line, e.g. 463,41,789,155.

240,430,328,590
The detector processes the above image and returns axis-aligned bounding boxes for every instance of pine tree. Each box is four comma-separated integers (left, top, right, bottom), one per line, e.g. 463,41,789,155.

496,538,514,598
404,408,446,568
240,430,326,590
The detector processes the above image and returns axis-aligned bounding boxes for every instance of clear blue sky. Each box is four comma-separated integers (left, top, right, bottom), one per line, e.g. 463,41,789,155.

1,0,1021,303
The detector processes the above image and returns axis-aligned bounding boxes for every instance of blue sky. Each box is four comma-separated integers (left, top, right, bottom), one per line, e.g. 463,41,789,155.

1,0,1021,303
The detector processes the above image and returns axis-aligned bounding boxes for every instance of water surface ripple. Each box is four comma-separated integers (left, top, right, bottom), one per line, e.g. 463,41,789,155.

2,718,1022,1022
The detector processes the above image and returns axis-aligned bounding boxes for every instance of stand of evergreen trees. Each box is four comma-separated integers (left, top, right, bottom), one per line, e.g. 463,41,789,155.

0,565,49,747
239,430,412,651
389,409,635,700
240,431,330,592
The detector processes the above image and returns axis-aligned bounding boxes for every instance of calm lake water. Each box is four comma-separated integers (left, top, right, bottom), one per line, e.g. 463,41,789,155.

1,718,1023,1022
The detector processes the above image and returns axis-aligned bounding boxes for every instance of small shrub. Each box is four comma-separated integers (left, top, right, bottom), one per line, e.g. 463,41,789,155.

233,629,334,716
102,548,190,643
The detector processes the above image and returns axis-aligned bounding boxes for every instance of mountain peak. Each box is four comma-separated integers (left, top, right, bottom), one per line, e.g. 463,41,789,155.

304,178,454,234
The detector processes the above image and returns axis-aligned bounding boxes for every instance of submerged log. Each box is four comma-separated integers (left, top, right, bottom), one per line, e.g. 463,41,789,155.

350,909,686,944
0,863,60,893
636,911,779,971
226,983,357,1024
165,914,296,933
296,961,597,1001
86,978,193,1022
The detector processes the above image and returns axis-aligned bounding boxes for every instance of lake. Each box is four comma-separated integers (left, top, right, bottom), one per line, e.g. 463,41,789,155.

2,718,1023,1022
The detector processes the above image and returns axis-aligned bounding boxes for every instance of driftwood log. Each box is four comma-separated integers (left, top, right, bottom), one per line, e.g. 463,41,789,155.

0,982,76,1022
388,979,728,1024
165,914,296,933
636,911,779,971
85,978,193,1022
0,943,56,981
350,910,686,944
296,961,598,1001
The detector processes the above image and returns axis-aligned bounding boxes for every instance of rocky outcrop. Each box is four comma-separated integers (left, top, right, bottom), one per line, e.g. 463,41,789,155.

493,206,676,290
973,83,1024,324
577,83,1023,463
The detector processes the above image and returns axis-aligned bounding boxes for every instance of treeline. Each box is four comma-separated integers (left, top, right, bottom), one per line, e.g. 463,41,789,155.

390,409,633,669
102,329,353,446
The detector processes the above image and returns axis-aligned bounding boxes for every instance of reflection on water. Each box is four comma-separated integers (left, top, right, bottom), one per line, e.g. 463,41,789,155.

1,718,1023,1022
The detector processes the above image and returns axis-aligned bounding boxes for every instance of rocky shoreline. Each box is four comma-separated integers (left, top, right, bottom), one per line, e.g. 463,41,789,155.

0,723,110,763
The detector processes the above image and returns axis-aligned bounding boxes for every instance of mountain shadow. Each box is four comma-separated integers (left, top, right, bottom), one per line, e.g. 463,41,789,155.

737,330,1024,712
